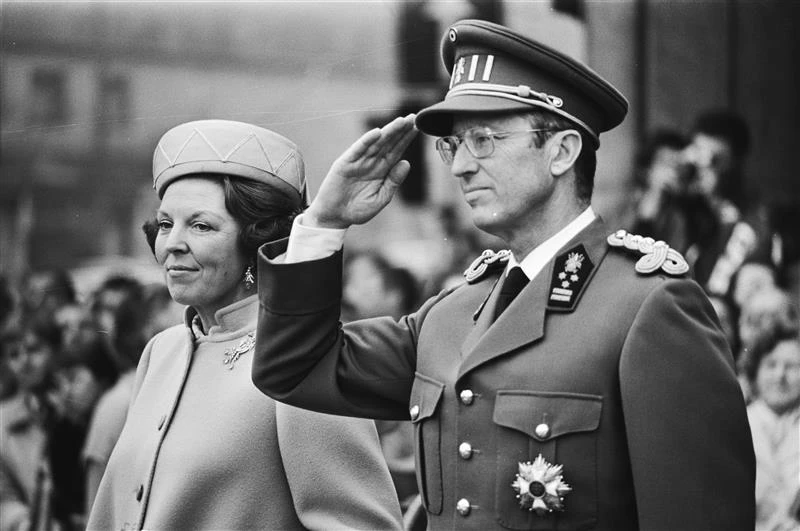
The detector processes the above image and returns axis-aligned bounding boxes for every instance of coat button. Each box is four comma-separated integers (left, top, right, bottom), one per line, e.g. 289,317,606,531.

409,405,420,420
459,389,474,405
458,442,473,459
135,484,143,502
456,498,471,516
158,415,166,431
535,423,550,438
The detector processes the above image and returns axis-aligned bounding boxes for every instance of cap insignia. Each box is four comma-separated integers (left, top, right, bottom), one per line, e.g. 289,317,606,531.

464,249,511,284
512,454,572,515
607,230,689,276
548,244,594,311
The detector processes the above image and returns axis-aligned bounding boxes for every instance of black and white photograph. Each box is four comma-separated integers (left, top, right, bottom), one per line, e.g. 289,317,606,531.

1,1,798,530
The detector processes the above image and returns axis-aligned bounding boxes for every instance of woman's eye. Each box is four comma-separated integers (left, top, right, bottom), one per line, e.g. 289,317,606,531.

193,222,211,232
157,220,172,230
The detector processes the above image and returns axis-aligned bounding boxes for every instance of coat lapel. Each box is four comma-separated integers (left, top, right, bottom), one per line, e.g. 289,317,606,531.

457,218,611,381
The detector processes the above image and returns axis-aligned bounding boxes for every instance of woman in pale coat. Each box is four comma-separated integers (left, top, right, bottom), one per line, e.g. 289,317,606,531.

86,119,403,531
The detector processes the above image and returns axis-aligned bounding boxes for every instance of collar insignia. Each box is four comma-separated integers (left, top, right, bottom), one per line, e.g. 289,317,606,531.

547,244,594,311
464,249,512,283
607,230,689,276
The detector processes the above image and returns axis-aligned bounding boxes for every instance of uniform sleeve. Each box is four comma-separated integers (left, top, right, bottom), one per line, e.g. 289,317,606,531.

254,244,449,420
619,278,755,531
276,402,403,531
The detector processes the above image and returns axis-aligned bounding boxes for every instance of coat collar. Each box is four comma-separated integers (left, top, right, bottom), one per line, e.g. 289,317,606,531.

458,217,610,381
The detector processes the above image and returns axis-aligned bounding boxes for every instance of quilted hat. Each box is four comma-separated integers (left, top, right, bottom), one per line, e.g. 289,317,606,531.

415,20,629,148
152,119,307,204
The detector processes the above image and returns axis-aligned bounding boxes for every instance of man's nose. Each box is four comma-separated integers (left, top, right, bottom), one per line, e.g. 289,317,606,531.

450,143,478,179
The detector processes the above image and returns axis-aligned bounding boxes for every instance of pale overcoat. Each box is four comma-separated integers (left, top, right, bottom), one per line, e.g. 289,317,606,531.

87,296,402,531
254,219,755,531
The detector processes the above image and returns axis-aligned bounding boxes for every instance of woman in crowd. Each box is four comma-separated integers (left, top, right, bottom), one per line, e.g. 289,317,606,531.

0,319,60,531
740,323,800,530
86,119,402,531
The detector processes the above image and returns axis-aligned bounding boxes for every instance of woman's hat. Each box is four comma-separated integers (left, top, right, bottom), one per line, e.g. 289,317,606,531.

152,119,307,204
415,20,629,149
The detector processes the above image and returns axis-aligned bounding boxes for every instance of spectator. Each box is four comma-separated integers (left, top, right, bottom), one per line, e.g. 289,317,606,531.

21,269,77,323
47,337,115,531
341,249,420,510
739,325,800,530
0,318,61,531
737,287,799,402
342,250,420,322
82,296,149,516
629,128,693,252
682,109,773,296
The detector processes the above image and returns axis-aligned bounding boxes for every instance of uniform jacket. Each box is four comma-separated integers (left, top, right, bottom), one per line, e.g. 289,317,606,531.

254,219,755,531
87,295,402,531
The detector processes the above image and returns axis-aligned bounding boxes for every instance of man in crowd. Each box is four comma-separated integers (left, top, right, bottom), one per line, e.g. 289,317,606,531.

252,20,754,530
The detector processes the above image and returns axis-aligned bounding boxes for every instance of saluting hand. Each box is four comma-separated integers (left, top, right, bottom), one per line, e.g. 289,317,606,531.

304,114,418,229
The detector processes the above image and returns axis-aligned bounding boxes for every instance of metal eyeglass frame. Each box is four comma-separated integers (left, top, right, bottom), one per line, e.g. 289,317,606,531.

435,127,556,164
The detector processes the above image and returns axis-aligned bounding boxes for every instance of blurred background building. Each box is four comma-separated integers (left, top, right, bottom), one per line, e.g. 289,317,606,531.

1,0,798,294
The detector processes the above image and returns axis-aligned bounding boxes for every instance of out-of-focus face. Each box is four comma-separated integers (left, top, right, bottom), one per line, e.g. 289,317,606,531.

343,255,402,320
54,365,104,422
755,339,800,415
154,177,249,319
733,263,776,308
8,331,54,392
449,114,555,240
683,133,734,196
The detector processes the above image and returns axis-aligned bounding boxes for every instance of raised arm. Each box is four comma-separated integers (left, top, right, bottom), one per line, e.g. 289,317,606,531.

303,114,417,229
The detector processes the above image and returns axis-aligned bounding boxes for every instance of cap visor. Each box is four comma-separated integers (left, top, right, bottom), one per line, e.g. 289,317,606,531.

416,95,534,136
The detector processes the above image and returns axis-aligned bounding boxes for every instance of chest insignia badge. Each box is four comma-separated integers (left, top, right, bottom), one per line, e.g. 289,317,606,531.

607,229,689,276
464,249,512,283
548,244,594,311
512,454,572,515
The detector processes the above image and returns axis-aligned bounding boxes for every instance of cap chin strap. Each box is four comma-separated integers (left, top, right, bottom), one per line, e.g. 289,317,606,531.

446,82,599,147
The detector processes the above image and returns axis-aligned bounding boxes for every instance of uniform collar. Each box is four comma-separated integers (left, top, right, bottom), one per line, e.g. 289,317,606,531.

508,206,596,281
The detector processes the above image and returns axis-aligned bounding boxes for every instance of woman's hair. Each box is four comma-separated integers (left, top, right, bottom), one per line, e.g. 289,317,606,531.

738,320,800,383
142,174,304,260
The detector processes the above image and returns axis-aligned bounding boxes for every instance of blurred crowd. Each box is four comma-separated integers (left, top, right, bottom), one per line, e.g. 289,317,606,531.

0,271,183,531
1,110,798,531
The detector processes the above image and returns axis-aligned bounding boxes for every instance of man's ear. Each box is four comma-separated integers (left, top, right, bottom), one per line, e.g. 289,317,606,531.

549,130,583,176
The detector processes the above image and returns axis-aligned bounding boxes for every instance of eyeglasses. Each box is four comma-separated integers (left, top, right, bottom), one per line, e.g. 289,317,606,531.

435,127,555,164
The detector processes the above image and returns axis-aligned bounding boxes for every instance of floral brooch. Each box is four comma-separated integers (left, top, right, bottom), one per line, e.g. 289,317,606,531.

511,454,572,515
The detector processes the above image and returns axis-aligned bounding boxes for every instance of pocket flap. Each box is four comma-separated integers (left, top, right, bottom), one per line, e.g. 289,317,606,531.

493,391,602,440
409,372,445,423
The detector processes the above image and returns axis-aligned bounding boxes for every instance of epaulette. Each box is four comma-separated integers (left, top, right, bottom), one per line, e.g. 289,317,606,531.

463,249,512,283
607,229,689,276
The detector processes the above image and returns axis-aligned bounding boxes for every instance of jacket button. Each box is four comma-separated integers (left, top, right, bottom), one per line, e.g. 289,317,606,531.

458,442,473,459
535,423,550,438
456,498,471,516
135,484,143,502
158,415,166,431
459,389,474,405
409,405,420,420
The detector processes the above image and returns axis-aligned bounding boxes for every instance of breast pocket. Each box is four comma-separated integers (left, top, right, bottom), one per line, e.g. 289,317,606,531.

409,372,445,515
493,391,602,530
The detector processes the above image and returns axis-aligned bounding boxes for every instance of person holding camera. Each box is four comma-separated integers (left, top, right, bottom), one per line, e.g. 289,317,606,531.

633,110,772,298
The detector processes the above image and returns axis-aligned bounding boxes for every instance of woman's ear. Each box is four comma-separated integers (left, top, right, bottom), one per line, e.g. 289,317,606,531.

549,130,583,177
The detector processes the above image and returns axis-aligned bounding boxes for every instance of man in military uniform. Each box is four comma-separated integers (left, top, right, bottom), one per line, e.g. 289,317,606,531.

253,20,755,530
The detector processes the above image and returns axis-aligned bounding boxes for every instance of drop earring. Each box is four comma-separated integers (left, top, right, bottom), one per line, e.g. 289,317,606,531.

244,265,255,290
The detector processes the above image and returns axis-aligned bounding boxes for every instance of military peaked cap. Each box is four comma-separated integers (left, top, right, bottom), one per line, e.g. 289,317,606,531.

415,19,629,148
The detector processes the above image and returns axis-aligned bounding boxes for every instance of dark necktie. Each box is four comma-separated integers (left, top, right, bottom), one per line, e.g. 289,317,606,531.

494,266,529,320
